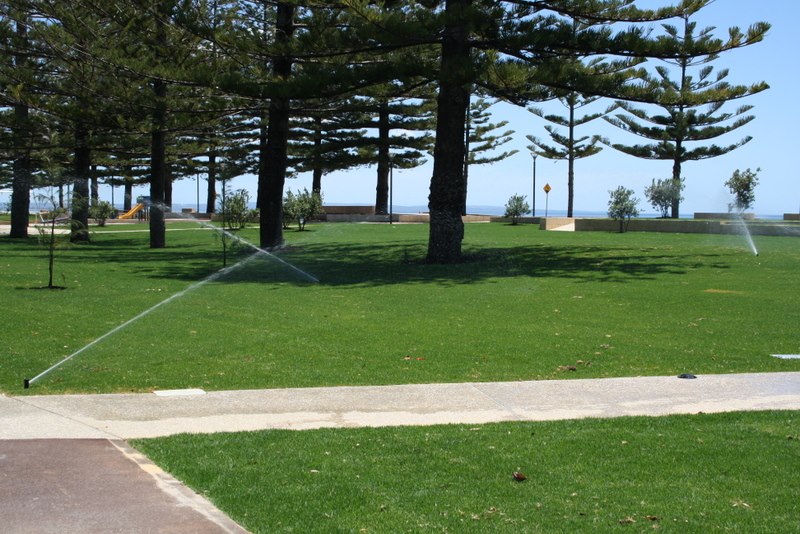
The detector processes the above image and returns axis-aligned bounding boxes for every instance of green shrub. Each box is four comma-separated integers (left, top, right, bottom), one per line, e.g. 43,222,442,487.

89,201,116,226
607,186,640,233
503,194,530,225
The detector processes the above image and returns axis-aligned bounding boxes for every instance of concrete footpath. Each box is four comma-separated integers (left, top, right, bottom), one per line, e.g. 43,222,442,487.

2,372,799,533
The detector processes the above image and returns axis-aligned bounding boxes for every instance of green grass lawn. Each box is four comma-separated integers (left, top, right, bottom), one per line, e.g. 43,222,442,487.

133,410,800,533
2,221,799,394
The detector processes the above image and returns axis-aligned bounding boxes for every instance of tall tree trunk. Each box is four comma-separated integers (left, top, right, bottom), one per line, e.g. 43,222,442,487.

670,155,681,219
311,115,323,196
259,3,294,249
165,166,173,209
10,17,31,239
90,165,99,205
375,101,390,214
671,64,688,219
124,176,133,211
10,105,31,239
150,78,167,248
71,126,91,243
206,149,217,213
462,92,471,216
567,101,575,218
256,114,267,210
427,0,471,263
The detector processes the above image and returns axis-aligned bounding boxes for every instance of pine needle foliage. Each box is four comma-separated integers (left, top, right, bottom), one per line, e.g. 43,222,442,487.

602,12,770,218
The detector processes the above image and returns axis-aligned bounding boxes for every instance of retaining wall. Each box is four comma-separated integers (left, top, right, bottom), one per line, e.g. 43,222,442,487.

574,218,799,236
694,212,755,220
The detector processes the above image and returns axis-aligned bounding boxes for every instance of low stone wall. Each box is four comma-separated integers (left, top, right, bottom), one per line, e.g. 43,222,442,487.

325,214,393,222
322,205,375,215
576,218,721,233
694,212,755,220
539,217,573,230
323,213,494,223
719,221,800,237
573,218,799,236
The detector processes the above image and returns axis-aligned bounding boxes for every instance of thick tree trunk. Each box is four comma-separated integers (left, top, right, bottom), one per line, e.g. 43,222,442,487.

10,117,31,239
150,78,167,249
256,115,267,211
311,115,323,196
260,97,291,247
670,156,681,219
375,101,390,215
259,4,294,249
567,104,575,218
71,127,91,243
124,179,133,212
90,166,99,205
462,93,471,216
10,19,30,239
427,0,471,263
165,167,173,209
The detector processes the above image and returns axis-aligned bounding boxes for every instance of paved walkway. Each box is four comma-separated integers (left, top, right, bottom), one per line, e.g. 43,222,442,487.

2,372,799,533
4,372,800,440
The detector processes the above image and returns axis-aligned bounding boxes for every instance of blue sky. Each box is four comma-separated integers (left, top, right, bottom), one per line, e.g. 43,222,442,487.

142,1,797,216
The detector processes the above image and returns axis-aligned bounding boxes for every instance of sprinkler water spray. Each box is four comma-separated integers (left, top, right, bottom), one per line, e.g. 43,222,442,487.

23,216,318,388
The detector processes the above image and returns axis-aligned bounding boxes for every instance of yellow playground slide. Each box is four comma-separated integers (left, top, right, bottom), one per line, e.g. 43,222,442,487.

119,203,145,220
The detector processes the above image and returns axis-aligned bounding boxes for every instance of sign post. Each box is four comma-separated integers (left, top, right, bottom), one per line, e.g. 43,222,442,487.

543,183,551,217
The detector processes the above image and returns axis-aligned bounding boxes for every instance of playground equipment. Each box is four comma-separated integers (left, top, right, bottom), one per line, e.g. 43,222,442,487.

119,203,145,220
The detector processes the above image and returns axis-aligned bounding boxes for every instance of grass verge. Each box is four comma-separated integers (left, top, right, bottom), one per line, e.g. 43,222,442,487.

133,410,800,533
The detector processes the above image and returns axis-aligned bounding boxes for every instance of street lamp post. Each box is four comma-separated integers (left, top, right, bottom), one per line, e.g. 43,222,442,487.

530,152,537,218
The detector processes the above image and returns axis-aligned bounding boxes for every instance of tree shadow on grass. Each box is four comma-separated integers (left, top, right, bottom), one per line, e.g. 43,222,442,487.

45,234,238,282
11,230,731,287
254,240,731,287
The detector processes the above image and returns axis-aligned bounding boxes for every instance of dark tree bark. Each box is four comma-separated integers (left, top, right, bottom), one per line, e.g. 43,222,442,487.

461,93,471,216
375,101,390,215
567,104,575,218
311,115,323,196
90,165,99,205
259,3,295,249
124,178,133,212
165,166,173,209
256,114,267,211
206,149,217,214
10,18,31,239
427,0,471,263
150,78,167,248
10,104,31,239
70,126,91,243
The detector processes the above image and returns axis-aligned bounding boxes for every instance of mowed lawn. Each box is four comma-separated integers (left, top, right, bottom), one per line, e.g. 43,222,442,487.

133,410,800,533
2,221,799,394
